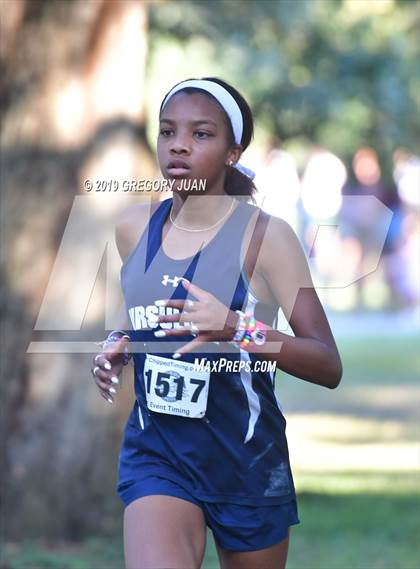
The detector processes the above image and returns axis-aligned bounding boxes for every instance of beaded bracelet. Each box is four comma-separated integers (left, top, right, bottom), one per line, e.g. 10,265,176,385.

100,330,132,365
239,316,256,348
233,310,248,342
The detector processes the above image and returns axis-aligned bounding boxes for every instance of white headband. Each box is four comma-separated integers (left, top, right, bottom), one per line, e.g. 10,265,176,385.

161,79,244,145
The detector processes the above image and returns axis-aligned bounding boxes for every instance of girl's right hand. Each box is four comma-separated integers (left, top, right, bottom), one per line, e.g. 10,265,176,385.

91,337,130,404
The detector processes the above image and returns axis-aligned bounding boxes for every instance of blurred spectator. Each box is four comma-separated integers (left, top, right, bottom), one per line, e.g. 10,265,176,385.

298,149,346,289
300,149,345,220
388,151,420,305
393,150,420,210
255,145,300,231
339,147,405,309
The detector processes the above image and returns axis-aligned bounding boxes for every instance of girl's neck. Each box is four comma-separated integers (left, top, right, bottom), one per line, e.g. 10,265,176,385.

170,190,236,230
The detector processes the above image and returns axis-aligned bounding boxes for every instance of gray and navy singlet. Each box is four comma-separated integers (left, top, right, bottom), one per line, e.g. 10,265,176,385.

117,197,297,506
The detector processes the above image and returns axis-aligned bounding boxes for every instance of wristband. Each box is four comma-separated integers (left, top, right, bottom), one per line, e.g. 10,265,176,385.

251,321,269,346
239,317,268,349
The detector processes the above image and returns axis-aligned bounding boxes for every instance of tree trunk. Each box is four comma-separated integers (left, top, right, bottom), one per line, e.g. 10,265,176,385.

1,0,154,540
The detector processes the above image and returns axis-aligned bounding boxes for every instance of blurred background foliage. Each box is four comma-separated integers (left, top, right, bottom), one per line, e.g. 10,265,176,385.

148,0,419,180
1,0,418,182
0,1,418,568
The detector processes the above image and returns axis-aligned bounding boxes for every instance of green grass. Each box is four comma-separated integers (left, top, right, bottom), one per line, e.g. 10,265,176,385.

1,538,124,569
336,336,419,385
287,489,419,569
2,333,419,568
286,471,420,569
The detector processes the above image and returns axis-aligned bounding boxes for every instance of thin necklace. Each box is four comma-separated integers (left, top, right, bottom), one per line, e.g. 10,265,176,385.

169,198,235,232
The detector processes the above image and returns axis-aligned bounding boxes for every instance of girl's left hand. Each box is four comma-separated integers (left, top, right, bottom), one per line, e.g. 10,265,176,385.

154,278,238,357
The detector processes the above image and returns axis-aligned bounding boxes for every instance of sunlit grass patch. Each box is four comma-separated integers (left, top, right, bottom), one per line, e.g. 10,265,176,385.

288,413,417,444
286,412,419,472
294,470,420,495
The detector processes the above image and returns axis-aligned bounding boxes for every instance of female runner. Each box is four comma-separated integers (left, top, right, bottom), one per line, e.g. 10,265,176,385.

91,77,342,569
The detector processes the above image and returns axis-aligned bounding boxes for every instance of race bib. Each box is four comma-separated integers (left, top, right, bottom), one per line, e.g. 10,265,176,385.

143,354,210,419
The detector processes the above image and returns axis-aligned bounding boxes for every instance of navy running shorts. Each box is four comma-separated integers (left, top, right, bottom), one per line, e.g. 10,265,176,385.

119,473,300,553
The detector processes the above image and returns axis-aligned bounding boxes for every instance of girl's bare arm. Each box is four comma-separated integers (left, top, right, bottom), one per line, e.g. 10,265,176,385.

246,215,342,389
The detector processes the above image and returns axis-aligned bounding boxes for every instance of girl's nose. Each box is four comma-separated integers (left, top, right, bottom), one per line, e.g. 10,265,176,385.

170,134,191,154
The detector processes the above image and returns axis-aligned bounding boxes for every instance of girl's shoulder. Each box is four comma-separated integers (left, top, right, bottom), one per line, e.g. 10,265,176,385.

245,206,311,283
246,206,301,255
115,199,167,262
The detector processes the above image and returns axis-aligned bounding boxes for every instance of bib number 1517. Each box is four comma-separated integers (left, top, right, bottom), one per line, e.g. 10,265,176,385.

143,354,210,419
144,370,206,402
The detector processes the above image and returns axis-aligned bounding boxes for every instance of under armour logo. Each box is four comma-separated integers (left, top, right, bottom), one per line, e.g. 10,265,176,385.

161,274,182,287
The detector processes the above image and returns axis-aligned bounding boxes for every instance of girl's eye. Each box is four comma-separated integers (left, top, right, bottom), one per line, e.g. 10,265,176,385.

195,131,211,139
159,128,173,137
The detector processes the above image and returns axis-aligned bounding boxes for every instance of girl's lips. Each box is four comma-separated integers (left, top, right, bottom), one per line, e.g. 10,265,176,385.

166,159,191,177
167,167,191,176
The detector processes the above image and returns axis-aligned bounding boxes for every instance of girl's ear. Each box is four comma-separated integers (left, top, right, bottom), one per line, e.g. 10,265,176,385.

226,144,243,166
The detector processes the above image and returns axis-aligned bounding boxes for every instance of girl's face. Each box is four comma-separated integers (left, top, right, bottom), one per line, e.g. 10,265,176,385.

157,91,242,193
